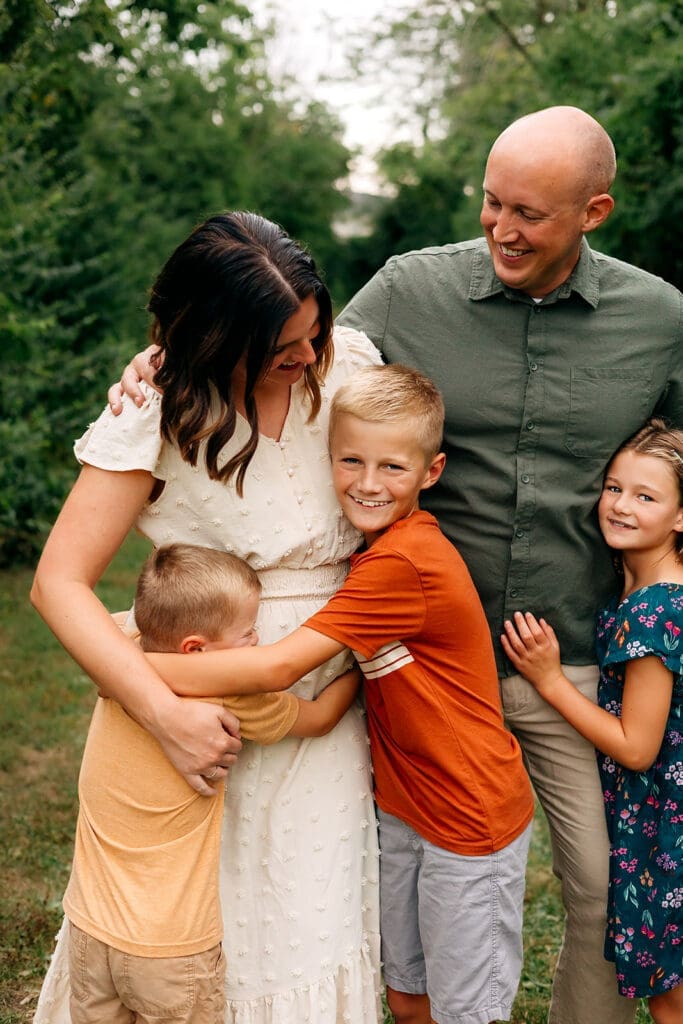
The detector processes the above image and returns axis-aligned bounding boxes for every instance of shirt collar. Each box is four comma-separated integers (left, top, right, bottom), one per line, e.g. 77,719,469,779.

469,236,600,309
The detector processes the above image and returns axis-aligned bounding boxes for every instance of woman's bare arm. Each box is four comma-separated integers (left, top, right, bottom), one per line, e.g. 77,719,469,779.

31,464,242,795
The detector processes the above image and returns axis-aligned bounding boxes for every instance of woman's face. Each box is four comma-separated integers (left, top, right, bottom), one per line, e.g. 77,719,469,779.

261,294,320,387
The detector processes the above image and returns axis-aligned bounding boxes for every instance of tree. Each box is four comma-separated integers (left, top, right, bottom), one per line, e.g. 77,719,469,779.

0,0,352,564
350,0,683,290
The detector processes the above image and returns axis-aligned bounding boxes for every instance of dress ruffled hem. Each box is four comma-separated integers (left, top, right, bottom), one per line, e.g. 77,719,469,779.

227,934,383,1024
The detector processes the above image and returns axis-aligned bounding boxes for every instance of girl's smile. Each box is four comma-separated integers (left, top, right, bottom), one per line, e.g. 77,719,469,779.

599,450,683,560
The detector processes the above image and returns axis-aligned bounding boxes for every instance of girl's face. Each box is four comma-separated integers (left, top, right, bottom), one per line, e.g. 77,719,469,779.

598,449,683,557
262,294,320,388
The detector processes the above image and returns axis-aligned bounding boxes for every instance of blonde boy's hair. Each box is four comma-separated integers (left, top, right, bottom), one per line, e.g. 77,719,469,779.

134,543,260,652
329,364,445,459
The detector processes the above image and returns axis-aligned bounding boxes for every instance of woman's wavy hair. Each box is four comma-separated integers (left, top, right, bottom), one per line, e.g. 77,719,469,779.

147,211,334,494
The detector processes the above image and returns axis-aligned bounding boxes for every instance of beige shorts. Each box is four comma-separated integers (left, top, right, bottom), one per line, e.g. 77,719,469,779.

68,921,226,1024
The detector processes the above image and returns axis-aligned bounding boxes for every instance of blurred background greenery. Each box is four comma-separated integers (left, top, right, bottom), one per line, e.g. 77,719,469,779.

1,0,681,568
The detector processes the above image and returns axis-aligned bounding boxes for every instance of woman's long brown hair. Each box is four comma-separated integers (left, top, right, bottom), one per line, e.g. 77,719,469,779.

147,211,334,495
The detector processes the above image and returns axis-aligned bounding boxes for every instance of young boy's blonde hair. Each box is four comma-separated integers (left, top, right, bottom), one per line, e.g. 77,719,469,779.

329,363,445,459
134,543,260,652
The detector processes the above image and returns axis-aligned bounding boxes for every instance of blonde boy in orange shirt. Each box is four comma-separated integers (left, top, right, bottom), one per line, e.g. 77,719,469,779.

145,366,534,1024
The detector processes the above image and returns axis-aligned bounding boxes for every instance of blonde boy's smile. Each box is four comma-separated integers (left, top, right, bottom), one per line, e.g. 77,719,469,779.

330,413,444,546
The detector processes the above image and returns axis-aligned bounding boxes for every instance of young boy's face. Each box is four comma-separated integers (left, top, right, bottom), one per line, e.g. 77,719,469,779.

201,590,260,651
330,412,444,544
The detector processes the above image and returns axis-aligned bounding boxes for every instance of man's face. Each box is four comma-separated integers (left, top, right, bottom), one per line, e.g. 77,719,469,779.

480,144,590,298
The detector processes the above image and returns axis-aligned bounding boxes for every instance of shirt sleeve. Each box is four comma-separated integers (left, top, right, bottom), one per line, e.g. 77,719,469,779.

330,324,384,373
222,692,300,745
305,548,427,657
74,383,164,476
655,293,683,426
602,587,683,676
335,261,396,356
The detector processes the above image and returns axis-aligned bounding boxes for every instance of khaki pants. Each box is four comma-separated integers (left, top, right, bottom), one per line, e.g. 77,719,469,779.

68,922,226,1024
502,665,636,1024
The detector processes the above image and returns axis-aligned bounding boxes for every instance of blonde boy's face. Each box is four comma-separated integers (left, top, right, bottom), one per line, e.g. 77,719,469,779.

330,413,444,545
201,590,260,651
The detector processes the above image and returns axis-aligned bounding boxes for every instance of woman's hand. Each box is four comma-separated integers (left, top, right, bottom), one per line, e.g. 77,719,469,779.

501,611,565,695
154,697,243,796
108,345,162,415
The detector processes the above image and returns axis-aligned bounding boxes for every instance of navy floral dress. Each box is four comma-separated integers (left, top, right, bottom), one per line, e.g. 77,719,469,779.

596,583,683,998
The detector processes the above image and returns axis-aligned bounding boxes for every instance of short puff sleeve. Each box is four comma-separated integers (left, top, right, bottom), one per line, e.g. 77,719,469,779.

330,325,384,377
74,383,164,477
600,584,683,676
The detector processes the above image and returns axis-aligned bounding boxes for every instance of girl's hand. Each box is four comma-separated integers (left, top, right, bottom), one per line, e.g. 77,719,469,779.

501,612,564,693
108,345,162,415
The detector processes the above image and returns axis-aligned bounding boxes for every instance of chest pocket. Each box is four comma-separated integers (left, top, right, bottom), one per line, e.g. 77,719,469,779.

564,367,654,459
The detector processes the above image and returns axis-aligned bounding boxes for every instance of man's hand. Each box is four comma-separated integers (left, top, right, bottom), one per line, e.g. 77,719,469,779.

501,611,565,695
153,697,242,797
108,345,162,415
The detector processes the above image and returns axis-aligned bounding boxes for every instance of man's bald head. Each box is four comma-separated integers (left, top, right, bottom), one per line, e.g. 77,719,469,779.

490,106,616,202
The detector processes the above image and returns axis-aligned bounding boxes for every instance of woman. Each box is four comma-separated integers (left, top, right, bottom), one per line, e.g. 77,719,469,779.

31,212,382,1023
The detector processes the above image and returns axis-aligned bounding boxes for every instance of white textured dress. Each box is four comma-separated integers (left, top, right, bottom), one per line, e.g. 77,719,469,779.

33,327,383,1024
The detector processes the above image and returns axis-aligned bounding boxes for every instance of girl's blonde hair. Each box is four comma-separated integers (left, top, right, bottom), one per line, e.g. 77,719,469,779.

134,543,260,652
612,417,683,554
329,363,445,460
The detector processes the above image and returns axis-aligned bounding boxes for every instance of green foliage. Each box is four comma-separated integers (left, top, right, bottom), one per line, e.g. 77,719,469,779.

352,0,683,289
0,0,351,566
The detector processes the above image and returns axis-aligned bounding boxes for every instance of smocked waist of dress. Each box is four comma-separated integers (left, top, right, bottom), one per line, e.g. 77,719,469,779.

256,561,350,600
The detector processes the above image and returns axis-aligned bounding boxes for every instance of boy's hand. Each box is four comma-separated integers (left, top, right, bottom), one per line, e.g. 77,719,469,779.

108,345,163,415
501,612,564,694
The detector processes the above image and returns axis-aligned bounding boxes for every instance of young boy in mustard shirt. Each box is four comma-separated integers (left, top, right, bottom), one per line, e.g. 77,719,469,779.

63,543,359,1024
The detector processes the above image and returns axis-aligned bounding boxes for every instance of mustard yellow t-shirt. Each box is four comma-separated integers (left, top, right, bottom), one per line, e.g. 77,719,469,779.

64,691,298,956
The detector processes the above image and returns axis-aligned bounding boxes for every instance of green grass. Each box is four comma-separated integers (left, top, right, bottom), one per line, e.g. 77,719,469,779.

0,534,653,1023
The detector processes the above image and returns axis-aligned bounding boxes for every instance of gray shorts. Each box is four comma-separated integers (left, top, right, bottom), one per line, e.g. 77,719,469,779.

378,809,532,1024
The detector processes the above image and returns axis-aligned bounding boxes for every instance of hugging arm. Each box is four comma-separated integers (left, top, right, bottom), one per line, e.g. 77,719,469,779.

108,345,161,414
502,611,672,772
147,626,347,697
30,465,242,795
289,665,361,737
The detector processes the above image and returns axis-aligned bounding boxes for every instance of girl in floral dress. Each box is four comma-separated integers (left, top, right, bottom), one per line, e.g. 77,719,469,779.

501,418,683,1024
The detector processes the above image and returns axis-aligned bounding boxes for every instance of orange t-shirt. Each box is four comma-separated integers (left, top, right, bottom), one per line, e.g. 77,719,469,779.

306,511,534,855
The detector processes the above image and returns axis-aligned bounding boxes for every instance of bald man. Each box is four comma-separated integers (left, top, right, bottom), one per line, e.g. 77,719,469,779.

338,107,683,1024
113,107,682,1024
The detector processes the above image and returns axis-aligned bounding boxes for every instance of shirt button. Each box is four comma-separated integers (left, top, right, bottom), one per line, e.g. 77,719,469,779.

533,305,542,313
515,529,525,538
529,362,538,372
510,588,519,598
526,421,535,431
521,474,530,484
287,468,295,477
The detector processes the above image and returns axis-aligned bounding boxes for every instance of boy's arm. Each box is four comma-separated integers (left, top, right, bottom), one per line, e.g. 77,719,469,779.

146,627,346,696
288,666,361,738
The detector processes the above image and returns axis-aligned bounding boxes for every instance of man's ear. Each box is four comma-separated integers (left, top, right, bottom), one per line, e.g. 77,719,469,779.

179,635,207,654
421,452,446,491
582,193,614,234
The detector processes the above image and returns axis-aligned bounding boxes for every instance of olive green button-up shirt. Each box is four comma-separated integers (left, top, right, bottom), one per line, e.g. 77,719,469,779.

337,238,683,673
